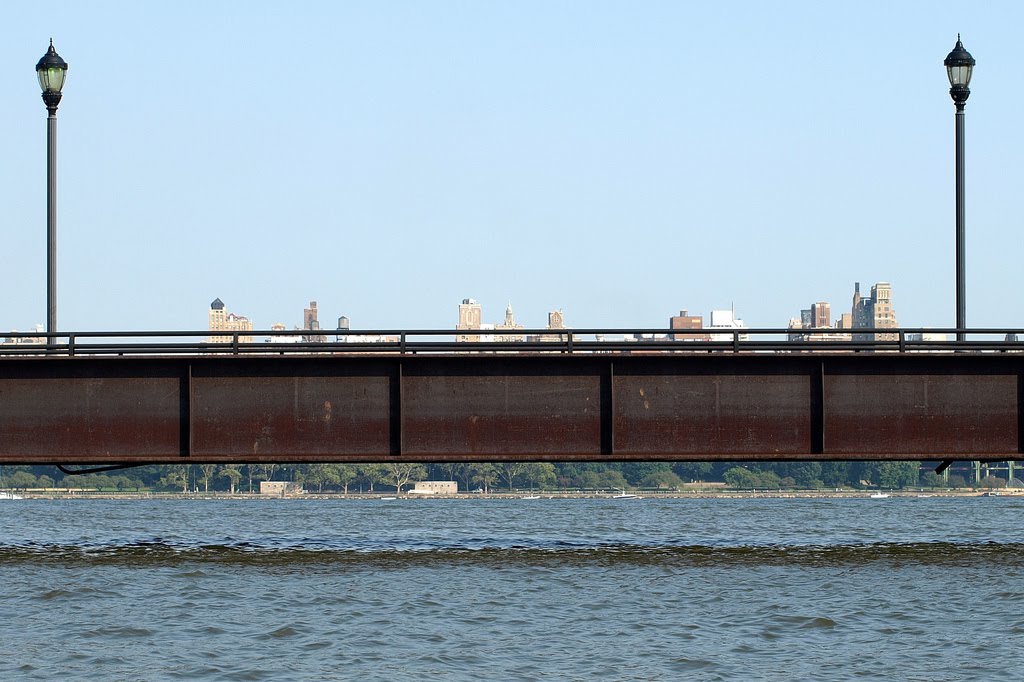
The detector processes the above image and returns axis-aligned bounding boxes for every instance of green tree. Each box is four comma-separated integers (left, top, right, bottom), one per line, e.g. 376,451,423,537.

786,462,823,488
245,464,257,493
820,462,851,487
452,463,476,492
497,463,526,491
111,475,133,492
673,462,713,483
331,465,359,494
595,469,629,490
303,465,329,493
576,470,602,490
470,464,498,493
359,464,388,492
8,471,37,489
723,467,757,489
640,470,684,489
385,463,428,495
878,462,919,489
622,463,670,486
160,465,189,493
254,464,278,486
197,464,217,493
220,468,242,494
436,463,458,482
522,463,557,490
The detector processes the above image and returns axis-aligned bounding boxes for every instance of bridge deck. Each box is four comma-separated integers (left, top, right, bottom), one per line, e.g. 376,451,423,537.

0,351,1019,464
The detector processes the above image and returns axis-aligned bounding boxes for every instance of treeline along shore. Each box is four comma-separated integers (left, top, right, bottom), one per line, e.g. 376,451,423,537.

1,461,1018,496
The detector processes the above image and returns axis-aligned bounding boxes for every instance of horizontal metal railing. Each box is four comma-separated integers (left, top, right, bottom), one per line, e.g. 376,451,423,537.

1,327,1023,358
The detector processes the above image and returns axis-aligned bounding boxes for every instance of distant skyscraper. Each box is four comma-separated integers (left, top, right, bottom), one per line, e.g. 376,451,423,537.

302,301,326,343
548,310,565,330
208,298,253,343
456,298,483,342
494,303,525,342
811,302,830,329
530,309,570,343
788,300,850,343
852,281,898,342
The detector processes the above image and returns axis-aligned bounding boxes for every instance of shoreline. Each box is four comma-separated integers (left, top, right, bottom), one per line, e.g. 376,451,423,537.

5,489,1022,501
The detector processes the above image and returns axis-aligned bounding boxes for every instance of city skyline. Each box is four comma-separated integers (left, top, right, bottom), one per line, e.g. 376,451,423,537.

201,279,904,339
4,4,1024,333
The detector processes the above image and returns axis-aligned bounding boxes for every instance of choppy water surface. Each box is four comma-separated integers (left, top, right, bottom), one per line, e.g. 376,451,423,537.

1,497,1022,680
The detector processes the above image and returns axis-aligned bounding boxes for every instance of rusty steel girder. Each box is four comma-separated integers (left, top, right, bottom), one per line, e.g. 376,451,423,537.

0,353,1019,464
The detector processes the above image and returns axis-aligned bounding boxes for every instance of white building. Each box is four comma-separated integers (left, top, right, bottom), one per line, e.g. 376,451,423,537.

708,309,748,342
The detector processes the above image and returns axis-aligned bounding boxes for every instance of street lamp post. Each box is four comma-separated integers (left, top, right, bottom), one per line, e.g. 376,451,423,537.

945,35,975,343
36,40,68,341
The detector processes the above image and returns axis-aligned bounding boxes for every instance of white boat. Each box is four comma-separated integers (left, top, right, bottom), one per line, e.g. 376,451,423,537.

520,495,541,500
379,496,397,501
0,491,23,500
612,490,641,499
869,492,890,499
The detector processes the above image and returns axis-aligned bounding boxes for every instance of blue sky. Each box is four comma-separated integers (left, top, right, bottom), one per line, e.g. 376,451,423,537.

2,2,1023,333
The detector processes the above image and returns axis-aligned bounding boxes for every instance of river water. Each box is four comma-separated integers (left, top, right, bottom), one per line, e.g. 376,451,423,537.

0,496,1022,680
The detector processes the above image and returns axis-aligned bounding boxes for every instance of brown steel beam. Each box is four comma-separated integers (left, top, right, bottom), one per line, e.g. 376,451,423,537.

0,353,1021,464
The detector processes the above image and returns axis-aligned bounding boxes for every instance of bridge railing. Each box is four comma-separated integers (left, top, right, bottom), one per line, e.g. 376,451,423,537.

1,328,1023,357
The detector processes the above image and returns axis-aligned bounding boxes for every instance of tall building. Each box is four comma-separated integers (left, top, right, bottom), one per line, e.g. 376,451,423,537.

669,310,709,341
529,309,570,343
788,301,850,343
456,298,483,342
302,301,326,343
708,309,748,342
811,302,830,329
548,310,565,330
208,298,253,343
852,281,898,342
493,303,524,343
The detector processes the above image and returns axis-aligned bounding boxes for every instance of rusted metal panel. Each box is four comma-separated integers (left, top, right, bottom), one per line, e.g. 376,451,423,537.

824,373,1017,455
190,359,392,459
401,357,603,457
1,353,1023,463
613,372,812,455
0,360,182,459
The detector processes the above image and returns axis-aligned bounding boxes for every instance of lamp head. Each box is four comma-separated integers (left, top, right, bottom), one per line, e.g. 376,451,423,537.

36,39,68,110
944,35,975,105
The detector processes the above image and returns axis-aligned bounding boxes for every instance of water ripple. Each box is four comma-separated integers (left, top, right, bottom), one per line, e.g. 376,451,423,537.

0,539,1019,567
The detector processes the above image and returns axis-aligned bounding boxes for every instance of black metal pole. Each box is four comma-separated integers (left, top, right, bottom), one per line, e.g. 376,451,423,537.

955,102,965,342
47,106,57,339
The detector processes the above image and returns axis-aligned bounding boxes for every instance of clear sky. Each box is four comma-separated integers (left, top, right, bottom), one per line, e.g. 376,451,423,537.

2,2,1022,333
